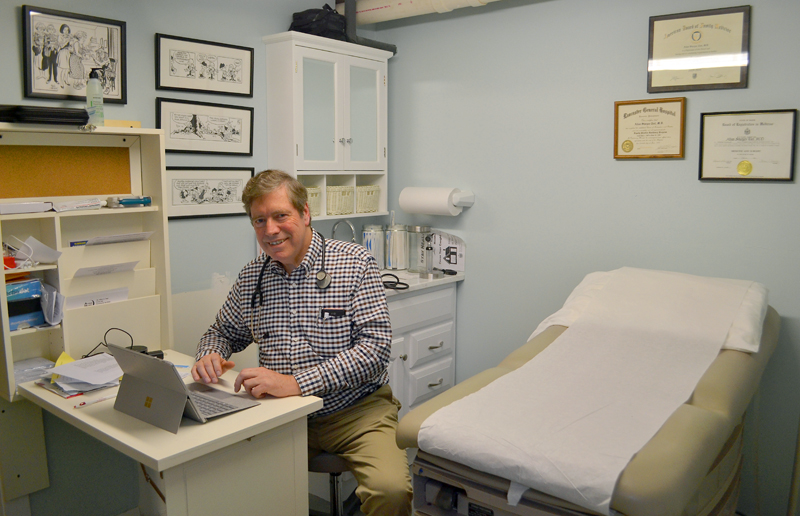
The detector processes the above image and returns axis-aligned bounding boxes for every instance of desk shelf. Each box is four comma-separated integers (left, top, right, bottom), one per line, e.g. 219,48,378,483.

0,125,173,403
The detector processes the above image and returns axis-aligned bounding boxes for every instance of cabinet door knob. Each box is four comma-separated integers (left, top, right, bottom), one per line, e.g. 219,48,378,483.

428,341,444,350
399,354,408,361
346,138,353,144
428,378,444,388
338,138,346,144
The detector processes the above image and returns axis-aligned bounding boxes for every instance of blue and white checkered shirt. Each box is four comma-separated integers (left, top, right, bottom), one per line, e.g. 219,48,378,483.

196,230,391,417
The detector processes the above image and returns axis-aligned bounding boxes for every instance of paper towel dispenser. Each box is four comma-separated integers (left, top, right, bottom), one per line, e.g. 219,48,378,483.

398,187,475,216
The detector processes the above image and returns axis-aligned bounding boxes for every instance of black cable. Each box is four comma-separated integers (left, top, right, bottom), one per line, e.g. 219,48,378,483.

82,327,134,358
381,273,409,290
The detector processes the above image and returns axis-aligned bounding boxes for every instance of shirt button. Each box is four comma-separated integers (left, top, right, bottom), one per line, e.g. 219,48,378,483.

290,310,296,316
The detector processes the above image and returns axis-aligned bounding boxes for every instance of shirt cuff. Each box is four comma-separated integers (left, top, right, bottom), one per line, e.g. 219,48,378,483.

294,366,324,396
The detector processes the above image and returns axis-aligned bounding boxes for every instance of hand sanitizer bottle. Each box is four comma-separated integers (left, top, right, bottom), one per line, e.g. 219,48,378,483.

86,68,104,126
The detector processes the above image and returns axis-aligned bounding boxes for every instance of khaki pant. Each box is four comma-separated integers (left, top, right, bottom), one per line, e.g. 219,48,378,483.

307,385,412,516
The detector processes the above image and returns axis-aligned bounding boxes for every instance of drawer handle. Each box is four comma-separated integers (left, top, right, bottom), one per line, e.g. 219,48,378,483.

399,354,408,361
428,341,444,351
428,378,444,388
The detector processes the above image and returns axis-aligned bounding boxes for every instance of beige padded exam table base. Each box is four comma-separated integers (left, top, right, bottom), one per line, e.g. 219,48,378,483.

398,307,779,516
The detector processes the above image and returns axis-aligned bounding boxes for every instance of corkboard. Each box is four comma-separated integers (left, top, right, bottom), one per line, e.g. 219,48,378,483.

0,145,131,199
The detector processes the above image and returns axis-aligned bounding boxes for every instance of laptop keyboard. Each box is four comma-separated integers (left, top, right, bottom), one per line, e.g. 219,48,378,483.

190,392,237,417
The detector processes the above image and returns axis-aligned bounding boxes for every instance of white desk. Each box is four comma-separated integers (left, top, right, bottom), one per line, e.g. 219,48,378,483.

19,350,323,516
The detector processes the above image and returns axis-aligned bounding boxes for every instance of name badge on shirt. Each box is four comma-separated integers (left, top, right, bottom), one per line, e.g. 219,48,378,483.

320,308,345,320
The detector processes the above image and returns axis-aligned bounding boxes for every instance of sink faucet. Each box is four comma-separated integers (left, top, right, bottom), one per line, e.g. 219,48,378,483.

332,220,356,243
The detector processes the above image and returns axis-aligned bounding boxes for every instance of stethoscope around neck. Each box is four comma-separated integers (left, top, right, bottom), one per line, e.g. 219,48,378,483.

249,229,331,341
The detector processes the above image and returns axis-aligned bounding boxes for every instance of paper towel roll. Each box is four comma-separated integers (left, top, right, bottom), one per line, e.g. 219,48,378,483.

399,187,463,216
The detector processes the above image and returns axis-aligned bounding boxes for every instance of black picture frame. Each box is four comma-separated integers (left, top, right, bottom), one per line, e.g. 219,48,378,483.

699,109,797,181
22,5,127,103
165,167,254,219
648,5,750,93
156,97,254,156
155,34,254,97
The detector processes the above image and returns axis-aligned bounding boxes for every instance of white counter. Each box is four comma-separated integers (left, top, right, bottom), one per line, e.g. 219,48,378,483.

382,269,464,297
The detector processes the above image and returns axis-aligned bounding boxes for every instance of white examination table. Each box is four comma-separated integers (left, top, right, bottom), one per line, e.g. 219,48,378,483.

397,273,779,516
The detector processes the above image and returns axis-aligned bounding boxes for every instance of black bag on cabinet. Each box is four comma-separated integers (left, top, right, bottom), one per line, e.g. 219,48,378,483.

289,4,347,41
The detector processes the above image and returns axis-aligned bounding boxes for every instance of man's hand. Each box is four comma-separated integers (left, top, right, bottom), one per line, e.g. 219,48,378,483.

192,352,236,384
234,367,302,398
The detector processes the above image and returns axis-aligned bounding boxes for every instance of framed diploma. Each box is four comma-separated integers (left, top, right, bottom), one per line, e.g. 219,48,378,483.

699,110,797,181
614,98,686,159
648,6,750,93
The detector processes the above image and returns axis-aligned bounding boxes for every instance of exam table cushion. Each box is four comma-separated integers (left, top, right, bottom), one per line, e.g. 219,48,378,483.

529,270,769,353
396,306,779,516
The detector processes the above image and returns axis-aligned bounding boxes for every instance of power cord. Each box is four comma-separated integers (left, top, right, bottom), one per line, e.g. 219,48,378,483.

83,327,134,358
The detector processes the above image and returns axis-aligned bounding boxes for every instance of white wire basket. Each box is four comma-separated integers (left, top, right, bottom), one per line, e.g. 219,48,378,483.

356,185,380,213
326,186,354,215
306,187,321,217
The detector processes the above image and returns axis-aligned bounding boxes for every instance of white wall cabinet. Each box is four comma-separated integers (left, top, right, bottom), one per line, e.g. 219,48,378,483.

0,124,173,403
387,283,457,420
264,31,391,219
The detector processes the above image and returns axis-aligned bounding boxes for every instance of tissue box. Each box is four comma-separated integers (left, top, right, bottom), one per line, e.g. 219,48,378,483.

8,311,45,331
6,278,42,302
8,298,41,317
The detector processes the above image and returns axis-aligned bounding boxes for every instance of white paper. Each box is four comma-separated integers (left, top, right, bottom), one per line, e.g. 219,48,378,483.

85,232,154,246
431,231,465,272
74,261,138,277
65,287,129,310
49,353,123,385
24,236,62,264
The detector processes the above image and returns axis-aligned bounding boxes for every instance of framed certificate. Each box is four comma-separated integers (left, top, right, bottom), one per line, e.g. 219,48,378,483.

699,110,797,181
648,6,750,93
614,98,685,159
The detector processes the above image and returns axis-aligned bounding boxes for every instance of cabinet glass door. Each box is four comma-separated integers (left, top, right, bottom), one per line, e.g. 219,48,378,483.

297,48,340,170
345,57,386,171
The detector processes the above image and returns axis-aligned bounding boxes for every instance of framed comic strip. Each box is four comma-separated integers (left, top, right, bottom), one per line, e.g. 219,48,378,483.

165,167,254,219
155,34,253,97
22,5,127,103
156,97,254,155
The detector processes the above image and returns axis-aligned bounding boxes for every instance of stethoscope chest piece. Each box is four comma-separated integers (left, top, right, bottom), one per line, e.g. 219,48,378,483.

316,270,331,289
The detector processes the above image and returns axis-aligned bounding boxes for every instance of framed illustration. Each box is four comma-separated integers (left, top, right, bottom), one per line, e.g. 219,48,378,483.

156,98,254,155
648,5,750,93
614,98,686,159
165,167,254,219
699,109,797,181
22,5,127,103
155,34,254,97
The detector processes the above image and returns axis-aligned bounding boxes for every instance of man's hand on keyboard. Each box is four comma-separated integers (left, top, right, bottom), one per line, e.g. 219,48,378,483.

192,353,236,384
234,367,301,399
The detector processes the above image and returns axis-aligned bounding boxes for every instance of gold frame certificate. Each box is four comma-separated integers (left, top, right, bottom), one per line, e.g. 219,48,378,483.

614,98,686,159
699,110,797,181
648,6,750,93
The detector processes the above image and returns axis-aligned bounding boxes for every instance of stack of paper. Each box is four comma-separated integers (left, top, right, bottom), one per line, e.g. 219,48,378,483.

39,353,123,398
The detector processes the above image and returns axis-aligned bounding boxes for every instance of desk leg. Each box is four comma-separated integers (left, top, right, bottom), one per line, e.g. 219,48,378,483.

138,418,310,516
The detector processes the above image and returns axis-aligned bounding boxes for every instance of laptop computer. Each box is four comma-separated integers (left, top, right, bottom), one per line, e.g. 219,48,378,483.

108,344,259,434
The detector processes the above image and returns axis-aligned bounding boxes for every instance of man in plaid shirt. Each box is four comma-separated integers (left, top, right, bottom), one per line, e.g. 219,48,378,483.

192,169,412,515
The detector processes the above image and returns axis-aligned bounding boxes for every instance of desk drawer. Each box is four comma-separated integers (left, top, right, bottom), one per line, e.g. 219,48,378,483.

406,356,453,408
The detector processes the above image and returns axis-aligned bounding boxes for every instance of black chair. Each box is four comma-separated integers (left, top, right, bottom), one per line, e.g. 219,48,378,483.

309,453,359,516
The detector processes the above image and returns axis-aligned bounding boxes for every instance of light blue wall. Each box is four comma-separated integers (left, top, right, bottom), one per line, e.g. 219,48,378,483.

376,1,800,515
1,0,798,514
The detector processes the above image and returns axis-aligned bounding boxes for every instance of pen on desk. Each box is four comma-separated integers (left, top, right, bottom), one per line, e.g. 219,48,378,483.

74,394,116,409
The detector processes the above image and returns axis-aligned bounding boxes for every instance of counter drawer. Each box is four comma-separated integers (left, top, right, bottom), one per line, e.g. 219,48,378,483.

406,356,453,408
407,321,453,369
387,285,455,333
